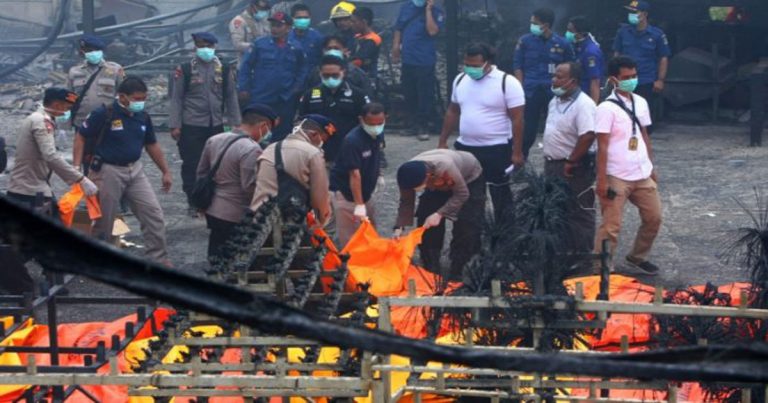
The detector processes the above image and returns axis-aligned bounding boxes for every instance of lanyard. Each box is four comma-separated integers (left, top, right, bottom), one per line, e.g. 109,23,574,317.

613,91,638,136
556,89,581,114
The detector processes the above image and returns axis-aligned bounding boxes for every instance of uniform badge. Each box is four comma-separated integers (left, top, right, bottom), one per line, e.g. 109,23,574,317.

362,150,372,158
344,88,352,97
45,122,54,133
111,119,124,131
311,88,322,98
588,57,596,67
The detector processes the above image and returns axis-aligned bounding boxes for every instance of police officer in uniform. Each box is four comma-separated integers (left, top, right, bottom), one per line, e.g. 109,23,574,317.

299,55,370,163
229,0,271,64
613,0,670,132
67,34,125,129
567,16,604,104
250,115,336,224
513,7,575,158
8,88,98,211
170,32,241,216
73,77,173,265
238,12,308,142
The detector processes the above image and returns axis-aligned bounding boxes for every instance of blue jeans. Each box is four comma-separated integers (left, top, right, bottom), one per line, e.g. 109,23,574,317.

401,64,436,131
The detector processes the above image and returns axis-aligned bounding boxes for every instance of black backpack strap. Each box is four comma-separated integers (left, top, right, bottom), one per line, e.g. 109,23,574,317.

70,65,104,123
181,62,192,93
275,141,286,172
221,60,230,113
208,134,248,179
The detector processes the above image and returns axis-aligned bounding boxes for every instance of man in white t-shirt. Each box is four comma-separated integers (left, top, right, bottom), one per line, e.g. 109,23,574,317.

594,56,662,274
542,61,597,254
438,43,525,220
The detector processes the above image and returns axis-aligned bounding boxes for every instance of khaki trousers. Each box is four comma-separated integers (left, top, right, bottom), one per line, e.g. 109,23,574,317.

594,176,662,264
90,161,169,261
331,191,376,249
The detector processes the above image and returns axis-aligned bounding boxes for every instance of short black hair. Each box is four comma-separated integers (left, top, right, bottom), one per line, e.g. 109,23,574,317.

361,102,385,117
320,54,346,68
465,42,495,62
608,55,638,77
242,110,272,126
560,61,583,82
322,35,346,49
353,7,374,26
533,7,555,27
290,3,310,16
569,16,591,34
117,76,148,96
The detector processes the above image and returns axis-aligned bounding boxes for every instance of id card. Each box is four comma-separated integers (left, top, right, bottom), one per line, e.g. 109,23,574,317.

628,136,638,151
548,63,556,74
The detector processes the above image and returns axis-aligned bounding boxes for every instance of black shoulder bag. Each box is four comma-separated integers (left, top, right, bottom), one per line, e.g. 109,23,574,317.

70,66,104,123
190,134,248,210
274,141,310,218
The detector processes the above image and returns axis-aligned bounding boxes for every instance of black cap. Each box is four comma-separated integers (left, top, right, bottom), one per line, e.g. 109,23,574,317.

243,103,279,126
191,32,219,45
44,87,78,104
300,114,337,136
79,34,106,50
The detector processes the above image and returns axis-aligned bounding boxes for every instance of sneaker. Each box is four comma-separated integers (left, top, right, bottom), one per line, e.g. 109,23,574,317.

417,133,430,141
625,257,659,275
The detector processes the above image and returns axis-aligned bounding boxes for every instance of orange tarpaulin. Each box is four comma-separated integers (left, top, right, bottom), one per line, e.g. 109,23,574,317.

57,183,101,227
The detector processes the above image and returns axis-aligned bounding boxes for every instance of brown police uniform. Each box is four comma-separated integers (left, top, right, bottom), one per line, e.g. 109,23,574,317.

67,60,124,127
229,10,270,63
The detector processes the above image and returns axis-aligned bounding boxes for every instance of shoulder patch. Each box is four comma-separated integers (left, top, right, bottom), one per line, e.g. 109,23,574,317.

233,17,243,29
311,88,322,98
111,119,124,131
588,57,597,67
174,66,183,79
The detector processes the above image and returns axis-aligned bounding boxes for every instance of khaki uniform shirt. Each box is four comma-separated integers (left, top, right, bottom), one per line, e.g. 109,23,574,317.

8,109,83,197
169,57,242,129
229,10,270,62
67,60,124,127
250,129,330,221
197,131,262,223
396,149,482,227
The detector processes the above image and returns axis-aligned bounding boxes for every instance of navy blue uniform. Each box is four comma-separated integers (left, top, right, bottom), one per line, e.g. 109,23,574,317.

513,33,575,157
289,28,325,70
330,126,381,203
79,101,156,165
575,36,604,94
237,36,308,140
298,82,369,162
612,24,670,85
395,2,445,133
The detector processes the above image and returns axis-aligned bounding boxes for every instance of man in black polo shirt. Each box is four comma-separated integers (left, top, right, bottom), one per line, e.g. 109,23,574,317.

329,102,384,248
298,54,369,164
73,76,174,265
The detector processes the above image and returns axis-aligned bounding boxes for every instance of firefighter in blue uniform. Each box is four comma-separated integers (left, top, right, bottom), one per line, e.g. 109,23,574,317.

513,7,575,158
237,11,308,141
613,0,670,132
288,3,325,70
566,16,604,104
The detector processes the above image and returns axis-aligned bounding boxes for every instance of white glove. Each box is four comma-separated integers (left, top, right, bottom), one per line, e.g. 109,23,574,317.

393,227,404,239
423,212,443,229
80,176,98,196
353,204,367,220
377,176,386,188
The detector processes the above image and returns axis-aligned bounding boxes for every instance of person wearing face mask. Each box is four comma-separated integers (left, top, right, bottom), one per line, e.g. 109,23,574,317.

299,55,370,163
612,0,670,134
67,34,125,129
513,7,575,158
73,76,174,266
229,0,271,64
394,149,484,281
566,16,604,104
250,115,336,224
438,43,525,222
594,56,661,275
8,88,98,213
304,36,374,98
391,0,445,140
238,11,308,142
288,4,325,72
329,102,385,248
196,104,277,261
350,7,382,81
542,62,597,256
170,32,241,217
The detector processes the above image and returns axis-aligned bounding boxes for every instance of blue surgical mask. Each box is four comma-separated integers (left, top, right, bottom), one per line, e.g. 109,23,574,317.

362,123,385,138
628,13,640,25
617,77,639,93
565,31,576,43
84,50,104,65
55,110,71,124
530,23,544,36
196,47,216,62
322,77,343,89
128,101,145,113
324,49,345,59
412,0,426,6
294,17,311,30
254,10,269,20
463,63,487,80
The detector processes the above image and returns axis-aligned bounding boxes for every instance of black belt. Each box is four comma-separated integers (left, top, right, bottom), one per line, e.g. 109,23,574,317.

104,160,138,167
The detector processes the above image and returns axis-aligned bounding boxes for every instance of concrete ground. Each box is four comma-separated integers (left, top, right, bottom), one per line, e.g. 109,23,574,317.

1,114,767,322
